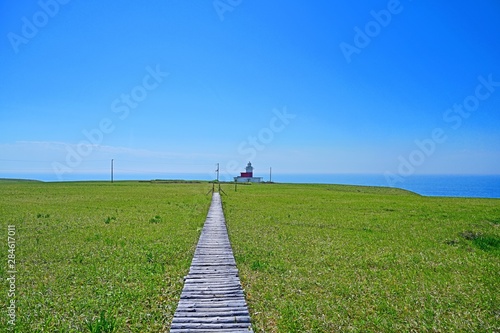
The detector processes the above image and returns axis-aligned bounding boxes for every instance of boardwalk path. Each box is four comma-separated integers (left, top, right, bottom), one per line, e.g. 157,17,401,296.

170,192,253,332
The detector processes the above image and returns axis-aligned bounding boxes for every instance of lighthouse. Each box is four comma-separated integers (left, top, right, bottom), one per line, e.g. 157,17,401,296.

234,162,263,183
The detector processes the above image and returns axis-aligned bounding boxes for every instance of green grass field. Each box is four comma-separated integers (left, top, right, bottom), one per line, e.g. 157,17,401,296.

1,181,499,332
224,184,500,332
0,181,211,332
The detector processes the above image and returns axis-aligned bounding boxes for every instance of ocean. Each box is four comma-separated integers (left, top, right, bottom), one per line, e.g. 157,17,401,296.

2,173,500,199
272,174,500,199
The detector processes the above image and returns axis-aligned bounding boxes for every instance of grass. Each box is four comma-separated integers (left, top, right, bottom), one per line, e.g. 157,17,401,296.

222,183,500,332
0,181,211,332
1,181,498,332
86,311,117,333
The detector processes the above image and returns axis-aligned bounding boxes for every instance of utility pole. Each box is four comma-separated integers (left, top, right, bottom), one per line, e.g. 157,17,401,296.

111,159,114,183
216,163,220,182
270,167,272,183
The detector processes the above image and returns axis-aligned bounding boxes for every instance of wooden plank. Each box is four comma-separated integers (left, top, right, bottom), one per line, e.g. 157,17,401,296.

170,327,252,332
173,309,250,315
171,323,252,329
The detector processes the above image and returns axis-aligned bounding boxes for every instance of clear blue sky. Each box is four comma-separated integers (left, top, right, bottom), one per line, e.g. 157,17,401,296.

1,0,500,181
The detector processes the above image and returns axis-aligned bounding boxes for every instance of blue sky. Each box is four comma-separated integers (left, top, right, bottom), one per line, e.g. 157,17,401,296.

1,0,500,181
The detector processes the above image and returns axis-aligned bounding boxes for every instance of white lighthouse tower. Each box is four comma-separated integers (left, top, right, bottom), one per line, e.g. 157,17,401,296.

245,162,253,176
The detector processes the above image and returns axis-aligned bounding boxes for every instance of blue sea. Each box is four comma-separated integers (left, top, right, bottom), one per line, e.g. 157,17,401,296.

273,174,500,199
2,173,500,199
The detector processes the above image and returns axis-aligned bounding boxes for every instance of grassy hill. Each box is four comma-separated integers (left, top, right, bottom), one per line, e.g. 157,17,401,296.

224,183,500,332
0,181,498,332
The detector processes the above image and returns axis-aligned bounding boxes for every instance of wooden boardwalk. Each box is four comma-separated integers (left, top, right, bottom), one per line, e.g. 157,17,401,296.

169,192,253,332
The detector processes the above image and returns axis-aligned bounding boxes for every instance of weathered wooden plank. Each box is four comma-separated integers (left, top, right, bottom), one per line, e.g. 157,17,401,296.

184,274,240,279
171,323,252,329
188,269,240,275
175,299,249,307
190,262,237,267
172,316,251,322
182,279,241,284
183,278,241,284
173,310,250,317
181,285,243,291
175,300,249,306
179,293,245,300
170,327,252,332
181,289,243,295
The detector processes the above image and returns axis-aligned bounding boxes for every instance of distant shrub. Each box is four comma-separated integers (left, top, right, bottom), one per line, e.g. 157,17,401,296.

105,216,116,224
461,231,500,253
472,235,500,252
460,230,482,240
149,215,162,224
